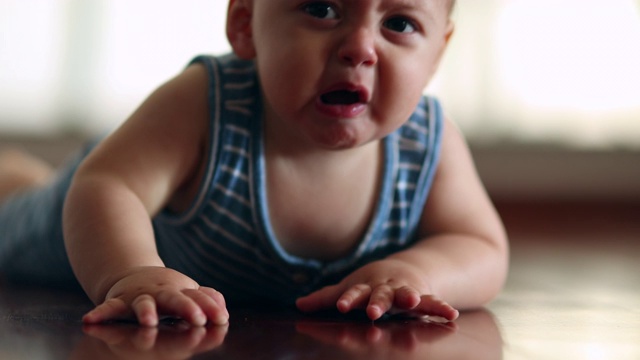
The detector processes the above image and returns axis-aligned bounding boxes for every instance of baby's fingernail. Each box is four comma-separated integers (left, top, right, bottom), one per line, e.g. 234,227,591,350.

367,305,382,320
213,313,228,326
82,310,102,323
337,300,350,312
141,315,158,327
194,313,207,326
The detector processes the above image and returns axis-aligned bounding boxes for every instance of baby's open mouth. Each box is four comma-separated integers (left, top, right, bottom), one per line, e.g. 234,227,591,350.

320,90,363,105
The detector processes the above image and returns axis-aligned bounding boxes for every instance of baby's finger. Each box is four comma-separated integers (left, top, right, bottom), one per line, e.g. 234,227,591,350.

412,295,459,321
183,288,229,325
131,294,159,327
198,287,227,310
83,298,129,324
366,284,395,320
336,284,372,313
155,290,206,326
296,284,342,313
393,286,422,310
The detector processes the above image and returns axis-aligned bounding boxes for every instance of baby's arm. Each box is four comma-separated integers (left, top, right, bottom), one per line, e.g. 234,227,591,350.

63,64,228,326
297,119,509,321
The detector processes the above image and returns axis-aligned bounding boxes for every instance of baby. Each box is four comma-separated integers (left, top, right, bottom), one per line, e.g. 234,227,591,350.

0,0,508,327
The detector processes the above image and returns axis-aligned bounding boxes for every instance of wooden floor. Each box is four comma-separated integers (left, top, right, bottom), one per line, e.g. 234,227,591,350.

0,201,638,359
492,201,640,359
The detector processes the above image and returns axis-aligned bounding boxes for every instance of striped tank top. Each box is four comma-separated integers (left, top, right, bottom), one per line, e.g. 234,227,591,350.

153,54,444,306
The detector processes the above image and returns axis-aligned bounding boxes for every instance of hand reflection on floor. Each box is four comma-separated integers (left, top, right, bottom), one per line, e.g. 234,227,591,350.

296,310,502,359
71,309,501,359
72,320,228,360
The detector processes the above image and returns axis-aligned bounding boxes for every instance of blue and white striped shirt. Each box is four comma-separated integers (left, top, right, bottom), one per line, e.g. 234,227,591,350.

153,54,444,305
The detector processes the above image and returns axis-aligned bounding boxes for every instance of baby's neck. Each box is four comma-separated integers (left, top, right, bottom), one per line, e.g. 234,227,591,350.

266,138,382,178
265,139,384,260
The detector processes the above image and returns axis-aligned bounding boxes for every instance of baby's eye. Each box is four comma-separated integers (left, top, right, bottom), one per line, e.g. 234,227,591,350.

384,17,417,33
302,2,338,20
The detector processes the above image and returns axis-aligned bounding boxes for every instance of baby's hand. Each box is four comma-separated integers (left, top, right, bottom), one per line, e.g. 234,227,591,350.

82,267,228,327
296,260,459,322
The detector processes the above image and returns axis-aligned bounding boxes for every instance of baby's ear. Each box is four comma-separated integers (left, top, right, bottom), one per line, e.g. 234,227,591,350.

226,0,256,59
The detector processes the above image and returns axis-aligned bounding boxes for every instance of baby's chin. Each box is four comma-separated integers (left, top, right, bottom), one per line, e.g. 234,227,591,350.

308,122,382,151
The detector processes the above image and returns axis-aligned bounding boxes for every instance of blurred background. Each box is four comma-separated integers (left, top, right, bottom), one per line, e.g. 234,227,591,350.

1,0,639,201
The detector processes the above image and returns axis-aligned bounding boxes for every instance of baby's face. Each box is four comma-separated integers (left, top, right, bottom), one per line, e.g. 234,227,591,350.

240,0,453,150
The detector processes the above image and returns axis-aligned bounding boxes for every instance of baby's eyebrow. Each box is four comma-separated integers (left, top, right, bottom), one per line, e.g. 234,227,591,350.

378,0,437,20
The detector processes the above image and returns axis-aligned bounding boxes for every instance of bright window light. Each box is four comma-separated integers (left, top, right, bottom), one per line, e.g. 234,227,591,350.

1,0,639,149
0,1,64,132
494,0,640,113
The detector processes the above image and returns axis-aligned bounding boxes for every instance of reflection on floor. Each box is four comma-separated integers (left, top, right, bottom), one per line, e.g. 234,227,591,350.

492,201,640,359
1,201,638,359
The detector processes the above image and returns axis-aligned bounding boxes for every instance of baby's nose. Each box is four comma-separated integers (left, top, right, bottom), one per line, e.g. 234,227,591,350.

337,28,378,67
